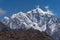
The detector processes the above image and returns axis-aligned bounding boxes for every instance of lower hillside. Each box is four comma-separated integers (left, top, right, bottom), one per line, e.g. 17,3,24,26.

0,29,53,40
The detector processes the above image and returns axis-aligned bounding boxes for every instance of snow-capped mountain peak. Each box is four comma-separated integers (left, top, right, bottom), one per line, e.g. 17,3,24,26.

2,7,55,31
2,7,59,34
27,6,54,15
27,6,45,14
2,6,60,40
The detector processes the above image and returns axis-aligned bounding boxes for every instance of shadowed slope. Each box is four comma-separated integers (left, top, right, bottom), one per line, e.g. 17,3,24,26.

0,28,53,40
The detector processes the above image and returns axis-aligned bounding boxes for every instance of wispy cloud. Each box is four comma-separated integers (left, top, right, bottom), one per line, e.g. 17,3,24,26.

45,6,54,15
45,6,49,9
0,8,6,14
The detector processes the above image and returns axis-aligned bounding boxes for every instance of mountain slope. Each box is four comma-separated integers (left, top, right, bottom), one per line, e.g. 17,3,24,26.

0,22,10,31
0,28,53,40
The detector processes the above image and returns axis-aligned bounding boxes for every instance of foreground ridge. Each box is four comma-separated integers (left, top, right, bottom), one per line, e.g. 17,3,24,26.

0,28,53,40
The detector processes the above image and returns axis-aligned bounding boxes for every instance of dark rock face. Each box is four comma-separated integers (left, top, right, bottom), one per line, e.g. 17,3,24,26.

0,22,7,31
0,22,10,31
0,29,53,40
0,22,53,40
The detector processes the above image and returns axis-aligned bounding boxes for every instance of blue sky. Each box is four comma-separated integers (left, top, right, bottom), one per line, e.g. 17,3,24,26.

0,0,60,21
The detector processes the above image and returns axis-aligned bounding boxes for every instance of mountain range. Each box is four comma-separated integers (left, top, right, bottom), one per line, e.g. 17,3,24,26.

1,7,60,40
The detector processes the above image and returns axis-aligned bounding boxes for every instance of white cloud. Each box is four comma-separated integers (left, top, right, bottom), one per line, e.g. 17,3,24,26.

45,6,49,9
0,8,6,14
45,6,54,15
